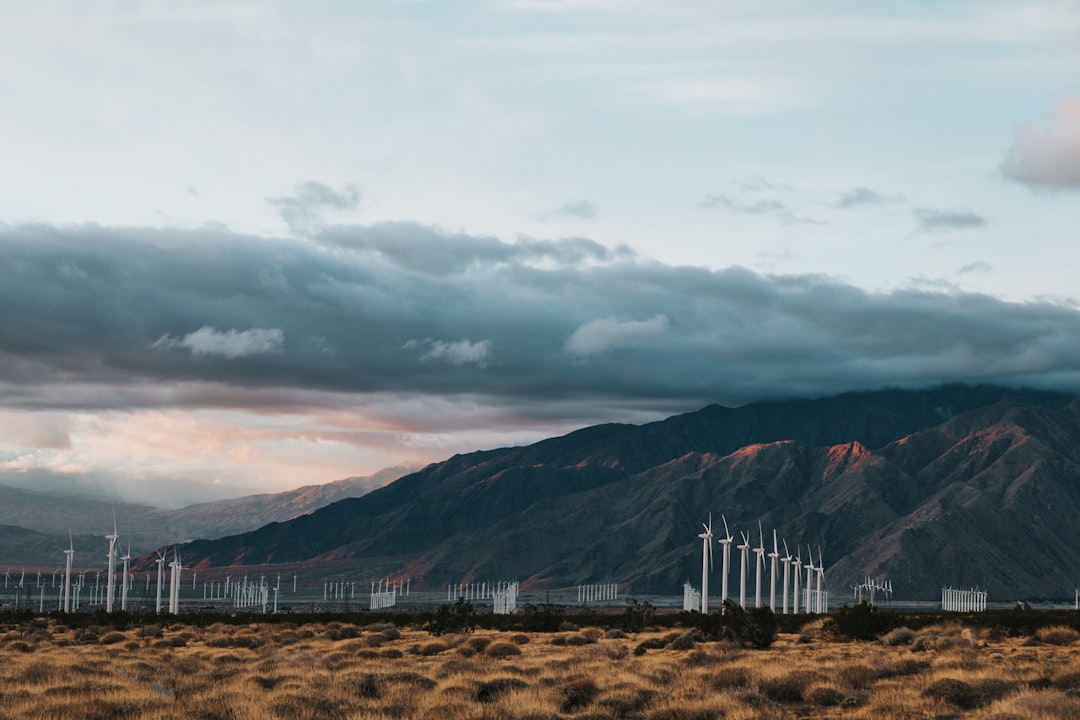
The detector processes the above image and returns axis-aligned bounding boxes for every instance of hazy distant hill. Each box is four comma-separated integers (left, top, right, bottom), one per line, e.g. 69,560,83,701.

167,384,1080,600
0,466,414,566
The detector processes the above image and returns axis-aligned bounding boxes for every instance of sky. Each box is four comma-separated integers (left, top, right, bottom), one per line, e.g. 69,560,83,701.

1,1,1078,506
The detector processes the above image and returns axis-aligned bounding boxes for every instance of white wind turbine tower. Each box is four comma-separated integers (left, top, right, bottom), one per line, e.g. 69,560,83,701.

753,523,765,608
120,542,131,612
63,533,74,613
804,546,815,612
698,514,714,614
737,531,750,608
105,512,119,613
781,539,792,615
155,550,166,614
792,546,801,614
168,550,181,614
768,529,779,611
815,546,825,613
719,515,733,610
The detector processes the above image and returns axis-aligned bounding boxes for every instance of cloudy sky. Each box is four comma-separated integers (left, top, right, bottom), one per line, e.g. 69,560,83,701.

1,1,1079,505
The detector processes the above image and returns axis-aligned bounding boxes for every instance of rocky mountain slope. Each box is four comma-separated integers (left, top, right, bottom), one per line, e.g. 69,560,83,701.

165,385,1080,600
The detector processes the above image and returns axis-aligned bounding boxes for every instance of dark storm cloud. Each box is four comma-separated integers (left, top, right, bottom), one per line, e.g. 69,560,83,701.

3,221,1080,419
266,181,360,235
913,208,987,234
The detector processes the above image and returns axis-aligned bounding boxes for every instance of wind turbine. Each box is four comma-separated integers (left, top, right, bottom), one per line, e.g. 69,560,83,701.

155,550,166,614
105,511,119,613
781,539,792,615
737,531,750,608
718,515,733,611
792,546,801,613
63,533,74,613
120,542,131,612
768,529,779,611
804,546,814,612
697,514,714,614
815,546,825,613
753,523,765,608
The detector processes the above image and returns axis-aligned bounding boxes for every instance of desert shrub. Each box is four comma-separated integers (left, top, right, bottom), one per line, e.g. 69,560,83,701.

1053,671,1080,690
475,677,528,703
9,640,33,653
881,626,915,646
646,709,721,720
74,627,99,644
593,641,629,659
352,674,381,699
719,602,777,648
634,637,668,655
622,598,655,632
425,599,475,636
467,636,492,653
922,678,983,709
879,657,930,678
599,689,655,716
684,649,724,667
99,631,126,645
824,602,890,641
19,661,58,683
805,684,845,706
709,667,750,690
759,672,817,703
456,645,477,657
581,627,603,643
381,648,404,659
1036,625,1080,646
138,624,162,638
561,677,599,713
417,640,451,656
667,630,700,651
486,641,522,659
509,633,531,645
564,633,591,646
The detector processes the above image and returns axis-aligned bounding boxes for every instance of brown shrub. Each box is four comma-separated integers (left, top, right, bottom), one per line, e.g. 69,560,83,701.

487,642,522,659
880,626,915,646
805,684,845,706
1037,626,1080,646
475,677,528,703
417,640,451,656
561,677,600,713
922,678,983,709
759,671,818,703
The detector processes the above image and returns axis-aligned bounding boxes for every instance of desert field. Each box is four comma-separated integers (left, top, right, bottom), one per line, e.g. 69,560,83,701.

3,612,1080,719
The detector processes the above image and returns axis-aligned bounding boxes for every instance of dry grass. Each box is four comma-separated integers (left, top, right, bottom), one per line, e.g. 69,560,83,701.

2,618,1080,719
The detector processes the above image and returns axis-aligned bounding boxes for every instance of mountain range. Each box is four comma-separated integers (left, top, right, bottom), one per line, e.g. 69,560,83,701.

0,466,412,568
163,384,1080,601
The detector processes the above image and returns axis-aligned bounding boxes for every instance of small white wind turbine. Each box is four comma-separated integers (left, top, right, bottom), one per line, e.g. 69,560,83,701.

737,531,750,608
698,514,714,614
768,529,779,611
815,546,825,613
719,515,733,611
155,550,166,614
105,512,119,613
63,533,74,613
753,522,765,609
792,546,801,613
120,541,131,612
781,539,791,615
804,546,814,612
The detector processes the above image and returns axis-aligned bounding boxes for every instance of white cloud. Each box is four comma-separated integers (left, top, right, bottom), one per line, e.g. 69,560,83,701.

153,326,285,359
415,338,493,367
1002,96,1080,189
564,314,669,357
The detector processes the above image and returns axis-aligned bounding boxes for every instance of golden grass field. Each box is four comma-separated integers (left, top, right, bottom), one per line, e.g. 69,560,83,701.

3,617,1080,719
